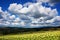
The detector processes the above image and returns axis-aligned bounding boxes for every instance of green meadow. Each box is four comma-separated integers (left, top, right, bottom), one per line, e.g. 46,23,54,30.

0,30,60,40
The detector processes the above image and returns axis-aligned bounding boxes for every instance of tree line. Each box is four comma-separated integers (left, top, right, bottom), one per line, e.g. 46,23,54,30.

0,26,60,35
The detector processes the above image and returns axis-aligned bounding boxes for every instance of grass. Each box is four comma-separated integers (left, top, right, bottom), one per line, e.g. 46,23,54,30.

0,30,60,40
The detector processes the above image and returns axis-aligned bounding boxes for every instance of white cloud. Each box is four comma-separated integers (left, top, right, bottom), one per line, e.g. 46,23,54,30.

5,21,10,25
55,16,60,21
20,21,25,26
9,15,16,20
49,9,58,17
0,7,3,12
23,2,33,7
31,19,39,23
0,0,60,28
36,0,57,6
46,18,55,23
8,3,23,13
14,17,21,23
19,7,29,13
11,23,19,26
37,0,49,3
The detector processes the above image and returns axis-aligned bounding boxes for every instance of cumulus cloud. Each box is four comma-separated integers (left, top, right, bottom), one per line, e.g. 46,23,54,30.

8,3,23,13
36,0,60,6
0,0,60,28
9,15,16,20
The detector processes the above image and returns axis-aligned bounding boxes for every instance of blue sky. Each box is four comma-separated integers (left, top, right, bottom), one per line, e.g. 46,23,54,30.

55,3,60,15
0,0,60,28
0,0,34,11
0,0,60,14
